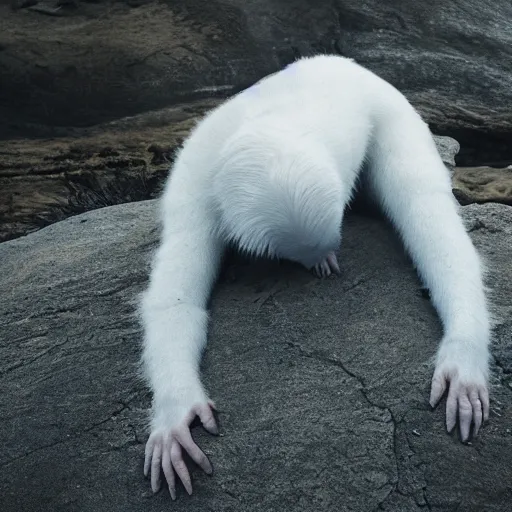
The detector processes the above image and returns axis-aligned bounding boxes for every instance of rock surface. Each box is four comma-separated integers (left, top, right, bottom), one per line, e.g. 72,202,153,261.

1,0,511,164
453,166,512,206
1,200,511,512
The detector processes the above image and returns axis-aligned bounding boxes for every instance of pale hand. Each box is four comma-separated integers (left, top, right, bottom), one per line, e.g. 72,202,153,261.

314,251,341,278
430,341,489,441
144,401,218,499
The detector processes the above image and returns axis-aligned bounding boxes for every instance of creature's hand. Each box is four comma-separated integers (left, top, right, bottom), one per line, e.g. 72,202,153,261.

314,251,341,278
430,341,489,441
144,401,218,499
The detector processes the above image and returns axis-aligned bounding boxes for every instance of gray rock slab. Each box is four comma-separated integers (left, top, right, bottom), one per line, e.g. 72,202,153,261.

1,200,511,511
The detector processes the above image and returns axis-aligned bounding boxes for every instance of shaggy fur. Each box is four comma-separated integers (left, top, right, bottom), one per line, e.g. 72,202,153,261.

140,55,491,498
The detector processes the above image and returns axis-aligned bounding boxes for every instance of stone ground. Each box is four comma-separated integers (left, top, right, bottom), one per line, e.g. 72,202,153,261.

1,200,511,512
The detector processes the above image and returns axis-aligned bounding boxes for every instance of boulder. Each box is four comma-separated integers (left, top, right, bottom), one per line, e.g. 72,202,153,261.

1,0,511,164
1,199,511,512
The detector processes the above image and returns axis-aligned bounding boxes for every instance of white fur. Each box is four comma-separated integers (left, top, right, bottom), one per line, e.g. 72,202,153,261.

141,55,491,496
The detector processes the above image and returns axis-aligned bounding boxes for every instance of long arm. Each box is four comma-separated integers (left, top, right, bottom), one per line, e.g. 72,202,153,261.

368,110,490,441
141,169,224,497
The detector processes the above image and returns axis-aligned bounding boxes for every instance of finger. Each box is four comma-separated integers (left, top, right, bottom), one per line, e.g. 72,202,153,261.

171,440,193,495
208,399,217,411
458,393,473,441
430,373,447,407
176,427,213,474
469,389,483,437
327,252,341,275
196,403,218,435
445,384,458,432
151,442,163,493
480,388,490,422
162,445,176,500
144,438,154,477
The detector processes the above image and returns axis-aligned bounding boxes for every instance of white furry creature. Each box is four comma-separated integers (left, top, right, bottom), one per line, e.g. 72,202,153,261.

141,55,491,498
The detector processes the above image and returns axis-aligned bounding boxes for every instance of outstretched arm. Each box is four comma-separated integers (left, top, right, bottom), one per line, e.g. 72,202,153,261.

369,112,490,441
141,175,224,497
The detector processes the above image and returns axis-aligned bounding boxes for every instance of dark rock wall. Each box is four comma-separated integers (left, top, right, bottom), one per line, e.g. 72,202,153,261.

1,0,511,164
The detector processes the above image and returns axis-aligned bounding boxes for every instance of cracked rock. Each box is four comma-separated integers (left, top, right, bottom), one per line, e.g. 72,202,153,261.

1,200,511,511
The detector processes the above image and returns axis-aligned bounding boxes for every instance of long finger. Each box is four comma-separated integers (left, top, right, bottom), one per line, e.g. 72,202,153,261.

176,427,213,474
469,389,483,437
445,384,458,432
327,252,341,275
144,438,154,477
171,440,193,495
162,445,176,500
151,443,163,493
430,374,447,407
196,403,218,435
458,393,473,441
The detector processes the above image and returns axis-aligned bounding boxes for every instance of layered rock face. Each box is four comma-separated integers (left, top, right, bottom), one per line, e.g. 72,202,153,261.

1,0,511,153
